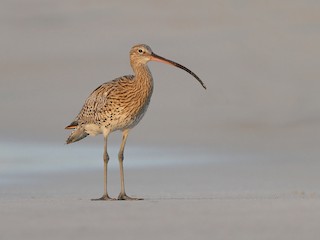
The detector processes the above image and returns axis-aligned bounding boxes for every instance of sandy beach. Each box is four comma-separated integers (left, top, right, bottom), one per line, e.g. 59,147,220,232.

1,0,320,239
1,163,320,240
1,143,320,240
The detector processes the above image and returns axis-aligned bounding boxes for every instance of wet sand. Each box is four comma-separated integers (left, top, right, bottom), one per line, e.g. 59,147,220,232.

1,147,320,240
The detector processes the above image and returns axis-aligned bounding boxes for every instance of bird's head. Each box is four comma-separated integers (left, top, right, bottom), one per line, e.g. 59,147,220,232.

129,44,153,65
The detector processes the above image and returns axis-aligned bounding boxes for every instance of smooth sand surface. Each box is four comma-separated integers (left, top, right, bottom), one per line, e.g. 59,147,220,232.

2,197,320,240
1,150,320,240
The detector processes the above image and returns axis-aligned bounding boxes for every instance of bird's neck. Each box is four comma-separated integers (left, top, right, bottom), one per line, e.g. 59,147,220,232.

132,63,154,92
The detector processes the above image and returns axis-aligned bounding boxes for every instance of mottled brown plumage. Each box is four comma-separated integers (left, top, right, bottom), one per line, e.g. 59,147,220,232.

65,44,205,200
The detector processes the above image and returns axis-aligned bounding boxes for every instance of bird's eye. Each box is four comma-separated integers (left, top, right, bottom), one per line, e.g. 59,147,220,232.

138,49,143,54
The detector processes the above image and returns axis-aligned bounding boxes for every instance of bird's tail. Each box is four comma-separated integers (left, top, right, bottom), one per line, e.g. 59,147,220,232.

65,127,88,144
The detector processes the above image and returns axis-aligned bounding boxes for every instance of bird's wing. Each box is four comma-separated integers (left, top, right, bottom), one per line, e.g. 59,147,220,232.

67,75,135,127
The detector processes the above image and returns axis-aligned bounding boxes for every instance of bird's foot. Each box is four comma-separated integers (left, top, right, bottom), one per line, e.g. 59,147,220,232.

118,193,143,201
91,194,116,201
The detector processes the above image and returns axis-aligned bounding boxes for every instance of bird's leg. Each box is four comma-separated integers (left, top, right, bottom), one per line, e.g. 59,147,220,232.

118,129,143,200
92,134,115,201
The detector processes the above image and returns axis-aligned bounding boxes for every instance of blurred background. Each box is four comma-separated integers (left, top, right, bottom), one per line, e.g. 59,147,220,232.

1,0,319,174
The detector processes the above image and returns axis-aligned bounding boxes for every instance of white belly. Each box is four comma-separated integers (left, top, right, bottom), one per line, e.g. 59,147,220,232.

84,124,103,136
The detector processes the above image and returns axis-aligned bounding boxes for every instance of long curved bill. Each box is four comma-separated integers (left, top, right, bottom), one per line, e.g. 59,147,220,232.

150,53,206,90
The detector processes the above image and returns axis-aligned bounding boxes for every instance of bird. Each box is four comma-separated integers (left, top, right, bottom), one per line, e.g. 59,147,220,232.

65,44,206,201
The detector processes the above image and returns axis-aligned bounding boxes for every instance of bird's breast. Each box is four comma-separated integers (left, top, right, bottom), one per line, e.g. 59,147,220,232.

97,83,153,131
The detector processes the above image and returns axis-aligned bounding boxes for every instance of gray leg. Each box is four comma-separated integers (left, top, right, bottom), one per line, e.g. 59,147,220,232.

118,129,143,200
92,134,115,201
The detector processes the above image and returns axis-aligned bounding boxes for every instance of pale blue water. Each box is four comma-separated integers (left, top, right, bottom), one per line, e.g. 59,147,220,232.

0,141,215,184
